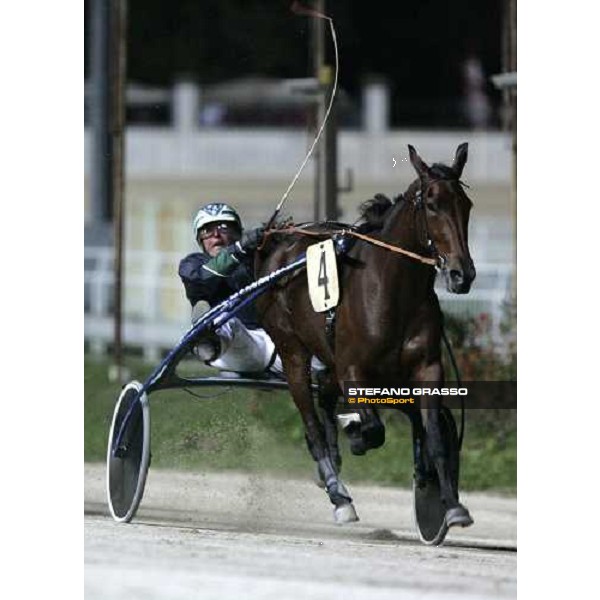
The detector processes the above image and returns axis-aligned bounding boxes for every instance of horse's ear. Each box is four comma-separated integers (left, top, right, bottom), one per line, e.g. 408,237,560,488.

452,143,469,177
408,145,431,179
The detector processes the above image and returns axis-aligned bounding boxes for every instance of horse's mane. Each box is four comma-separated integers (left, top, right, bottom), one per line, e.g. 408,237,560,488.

358,193,404,229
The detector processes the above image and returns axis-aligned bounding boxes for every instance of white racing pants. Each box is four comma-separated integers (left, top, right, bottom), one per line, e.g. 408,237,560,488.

209,317,284,375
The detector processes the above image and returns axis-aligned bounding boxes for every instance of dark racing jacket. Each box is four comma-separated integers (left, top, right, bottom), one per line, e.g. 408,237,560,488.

178,245,260,329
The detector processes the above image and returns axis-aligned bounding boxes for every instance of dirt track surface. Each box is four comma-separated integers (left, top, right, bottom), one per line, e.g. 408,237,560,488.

85,464,516,599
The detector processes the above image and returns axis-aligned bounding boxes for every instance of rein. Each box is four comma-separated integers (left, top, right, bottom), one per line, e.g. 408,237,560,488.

262,225,438,267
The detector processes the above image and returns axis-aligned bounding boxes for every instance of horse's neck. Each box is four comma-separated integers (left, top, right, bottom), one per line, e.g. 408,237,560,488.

373,183,435,301
380,184,422,251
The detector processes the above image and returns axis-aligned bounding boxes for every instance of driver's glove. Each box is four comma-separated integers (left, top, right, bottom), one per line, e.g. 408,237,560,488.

235,226,266,255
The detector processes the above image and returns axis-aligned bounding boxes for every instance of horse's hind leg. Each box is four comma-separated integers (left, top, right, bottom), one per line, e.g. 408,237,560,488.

282,348,358,523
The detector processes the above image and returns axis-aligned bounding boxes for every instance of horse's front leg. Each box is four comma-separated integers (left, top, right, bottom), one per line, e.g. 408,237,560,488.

282,349,358,524
413,361,473,528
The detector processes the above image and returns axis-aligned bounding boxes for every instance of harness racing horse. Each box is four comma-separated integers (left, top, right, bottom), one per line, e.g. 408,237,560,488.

255,144,475,543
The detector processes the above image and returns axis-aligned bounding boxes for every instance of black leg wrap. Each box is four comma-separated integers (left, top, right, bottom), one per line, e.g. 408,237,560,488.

413,438,430,488
331,445,342,472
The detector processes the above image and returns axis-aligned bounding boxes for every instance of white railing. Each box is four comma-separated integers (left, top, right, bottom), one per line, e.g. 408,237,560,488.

85,246,514,361
84,247,190,361
436,264,514,334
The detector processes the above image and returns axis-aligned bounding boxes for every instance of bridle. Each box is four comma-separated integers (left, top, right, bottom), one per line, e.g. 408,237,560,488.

411,176,470,273
413,180,445,272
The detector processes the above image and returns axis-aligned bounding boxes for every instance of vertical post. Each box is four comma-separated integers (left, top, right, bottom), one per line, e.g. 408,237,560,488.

111,0,127,382
510,0,516,268
363,76,390,134
90,0,112,224
323,66,338,222
173,77,200,133
505,0,517,285
311,0,324,222
311,0,338,222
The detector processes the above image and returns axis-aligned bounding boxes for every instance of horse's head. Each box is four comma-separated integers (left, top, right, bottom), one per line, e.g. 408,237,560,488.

408,143,476,294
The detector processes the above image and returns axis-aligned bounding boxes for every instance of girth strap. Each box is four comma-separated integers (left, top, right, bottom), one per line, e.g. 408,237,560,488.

325,307,336,351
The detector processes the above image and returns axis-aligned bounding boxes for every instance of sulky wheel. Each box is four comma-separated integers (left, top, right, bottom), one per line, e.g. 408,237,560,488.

413,406,460,545
106,381,151,523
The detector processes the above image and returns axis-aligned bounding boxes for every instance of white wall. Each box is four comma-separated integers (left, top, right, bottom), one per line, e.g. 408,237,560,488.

84,127,511,184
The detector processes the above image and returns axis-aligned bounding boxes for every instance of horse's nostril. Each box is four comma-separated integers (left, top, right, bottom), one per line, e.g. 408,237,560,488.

450,269,463,283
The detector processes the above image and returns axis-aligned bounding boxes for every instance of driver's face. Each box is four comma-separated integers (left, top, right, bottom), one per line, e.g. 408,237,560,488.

198,221,241,257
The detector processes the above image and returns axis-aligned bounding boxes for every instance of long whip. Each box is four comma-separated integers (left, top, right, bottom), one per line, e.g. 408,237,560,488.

265,2,339,230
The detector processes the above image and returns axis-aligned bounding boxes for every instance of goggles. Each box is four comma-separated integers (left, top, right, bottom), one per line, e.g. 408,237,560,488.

198,222,239,240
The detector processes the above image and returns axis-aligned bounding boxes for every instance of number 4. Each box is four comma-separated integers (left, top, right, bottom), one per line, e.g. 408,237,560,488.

318,250,330,301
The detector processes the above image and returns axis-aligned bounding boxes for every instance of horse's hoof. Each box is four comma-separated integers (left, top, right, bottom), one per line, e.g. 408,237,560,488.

349,438,367,456
361,420,386,450
334,502,359,524
445,505,474,529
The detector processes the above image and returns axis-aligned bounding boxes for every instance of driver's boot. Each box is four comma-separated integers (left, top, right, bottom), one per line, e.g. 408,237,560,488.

191,301,222,363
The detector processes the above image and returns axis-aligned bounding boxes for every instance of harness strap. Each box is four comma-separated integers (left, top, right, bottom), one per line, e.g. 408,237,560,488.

266,347,278,371
324,307,336,350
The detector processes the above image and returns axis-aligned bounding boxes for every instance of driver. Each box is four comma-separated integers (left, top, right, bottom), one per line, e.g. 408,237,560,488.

178,202,282,376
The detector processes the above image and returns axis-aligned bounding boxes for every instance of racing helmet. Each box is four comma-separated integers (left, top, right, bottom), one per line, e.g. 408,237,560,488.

192,203,243,240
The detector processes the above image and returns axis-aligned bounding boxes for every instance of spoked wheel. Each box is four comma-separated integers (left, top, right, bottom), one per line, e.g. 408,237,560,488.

413,406,462,545
106,381,150,523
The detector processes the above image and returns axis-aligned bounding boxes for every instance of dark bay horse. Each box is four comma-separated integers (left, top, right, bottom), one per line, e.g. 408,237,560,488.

255,144,475,535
